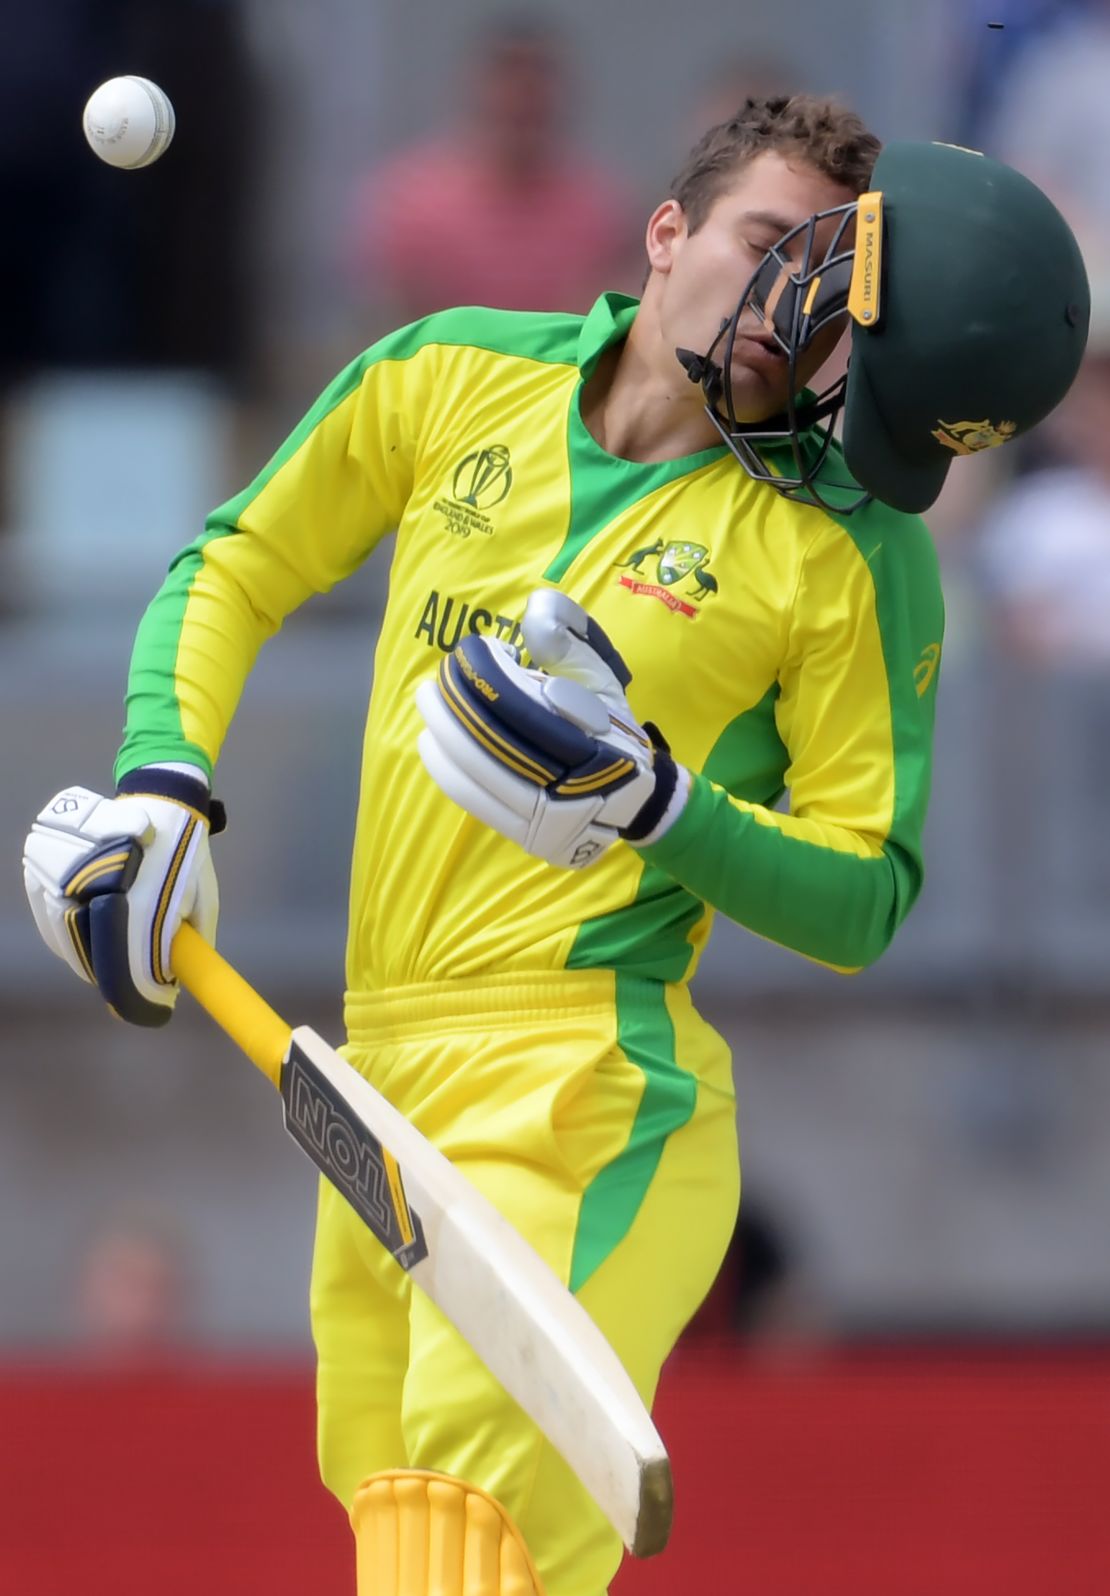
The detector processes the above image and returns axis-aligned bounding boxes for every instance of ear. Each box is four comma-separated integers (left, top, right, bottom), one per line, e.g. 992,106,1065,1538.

644,199,687,276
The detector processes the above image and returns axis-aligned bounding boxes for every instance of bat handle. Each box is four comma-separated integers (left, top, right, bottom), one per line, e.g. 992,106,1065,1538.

171,921,291,1091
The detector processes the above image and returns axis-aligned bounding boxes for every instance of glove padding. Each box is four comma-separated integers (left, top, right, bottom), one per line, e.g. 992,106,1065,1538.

416,589,687,869
23,773,220,1025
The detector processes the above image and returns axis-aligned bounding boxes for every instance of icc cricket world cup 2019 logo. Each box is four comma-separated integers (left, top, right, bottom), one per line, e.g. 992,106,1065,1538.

453,446,513,509
434,446,514,538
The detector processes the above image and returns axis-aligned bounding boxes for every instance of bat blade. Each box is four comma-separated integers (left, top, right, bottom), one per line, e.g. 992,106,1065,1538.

281,1024,673,1559
171,923,672,1556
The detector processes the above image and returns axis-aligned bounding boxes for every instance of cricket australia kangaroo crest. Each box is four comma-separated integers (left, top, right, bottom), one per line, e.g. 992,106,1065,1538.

616,538,719,618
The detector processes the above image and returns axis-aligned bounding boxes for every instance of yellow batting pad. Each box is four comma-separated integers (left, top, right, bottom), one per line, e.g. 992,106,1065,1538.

352,1471,546,1596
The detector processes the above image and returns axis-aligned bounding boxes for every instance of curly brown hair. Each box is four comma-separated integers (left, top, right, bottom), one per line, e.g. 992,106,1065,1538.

671,95,882,232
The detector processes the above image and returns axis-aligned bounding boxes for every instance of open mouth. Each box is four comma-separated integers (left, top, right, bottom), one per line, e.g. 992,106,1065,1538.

731,333,788,373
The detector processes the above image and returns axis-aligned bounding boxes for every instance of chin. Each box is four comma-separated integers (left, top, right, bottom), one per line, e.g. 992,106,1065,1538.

728,389,789,425
725,368,789,422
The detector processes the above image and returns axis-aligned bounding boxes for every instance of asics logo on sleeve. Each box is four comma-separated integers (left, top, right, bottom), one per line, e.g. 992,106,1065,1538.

914,642,941,697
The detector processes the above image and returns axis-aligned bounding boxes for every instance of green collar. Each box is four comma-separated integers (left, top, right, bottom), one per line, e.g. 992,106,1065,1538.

576,292,822,429
576,292,640,378
573,292,853,493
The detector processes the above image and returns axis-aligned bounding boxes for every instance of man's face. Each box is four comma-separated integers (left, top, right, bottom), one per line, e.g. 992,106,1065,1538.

474,41,563,166
651,151,859,422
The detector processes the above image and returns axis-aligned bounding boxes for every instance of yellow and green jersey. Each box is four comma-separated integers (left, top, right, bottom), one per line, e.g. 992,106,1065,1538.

116,292,944,993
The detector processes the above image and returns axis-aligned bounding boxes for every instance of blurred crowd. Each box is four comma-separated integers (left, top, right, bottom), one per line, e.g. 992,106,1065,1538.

4,1,1110,675
936,0,1110,672
3,1,1110,1359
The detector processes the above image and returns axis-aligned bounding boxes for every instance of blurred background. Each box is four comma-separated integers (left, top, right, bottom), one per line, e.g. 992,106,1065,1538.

2,0,1110,1591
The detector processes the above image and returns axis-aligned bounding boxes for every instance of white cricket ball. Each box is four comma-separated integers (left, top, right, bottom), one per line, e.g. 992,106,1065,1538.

82,76,175,170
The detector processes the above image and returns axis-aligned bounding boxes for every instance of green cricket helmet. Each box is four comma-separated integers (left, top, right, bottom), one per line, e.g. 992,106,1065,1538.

678,140,1091,514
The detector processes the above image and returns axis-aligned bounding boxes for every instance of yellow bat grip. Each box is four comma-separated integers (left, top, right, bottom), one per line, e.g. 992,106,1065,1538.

171,921,291,1091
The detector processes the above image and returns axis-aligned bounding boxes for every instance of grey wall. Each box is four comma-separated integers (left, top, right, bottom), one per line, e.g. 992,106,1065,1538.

2,0,1100,1354
4,595,1110,1348
241,0,964,368
374,0,953,183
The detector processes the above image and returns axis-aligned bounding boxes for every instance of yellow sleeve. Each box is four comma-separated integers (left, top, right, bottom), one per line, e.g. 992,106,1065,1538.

115,327,440,781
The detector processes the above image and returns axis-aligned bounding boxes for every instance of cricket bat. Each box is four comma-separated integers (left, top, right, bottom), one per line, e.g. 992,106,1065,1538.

171,921,673,1558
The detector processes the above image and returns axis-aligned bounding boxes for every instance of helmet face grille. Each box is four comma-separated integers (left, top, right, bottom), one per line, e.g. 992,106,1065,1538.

679,140,1091,515
682,200,872,515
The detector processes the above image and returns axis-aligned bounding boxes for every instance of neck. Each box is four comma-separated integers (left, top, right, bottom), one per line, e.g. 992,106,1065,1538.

579,307,721,463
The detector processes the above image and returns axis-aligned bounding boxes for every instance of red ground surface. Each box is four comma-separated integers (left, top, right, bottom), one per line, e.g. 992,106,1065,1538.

1,1345,1108,1594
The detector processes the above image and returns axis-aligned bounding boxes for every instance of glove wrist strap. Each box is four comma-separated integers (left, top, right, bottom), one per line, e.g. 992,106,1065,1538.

620,739,686,844
116,766,227,833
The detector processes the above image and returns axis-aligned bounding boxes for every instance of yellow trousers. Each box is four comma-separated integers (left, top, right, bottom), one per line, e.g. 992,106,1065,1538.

310,969,739,1596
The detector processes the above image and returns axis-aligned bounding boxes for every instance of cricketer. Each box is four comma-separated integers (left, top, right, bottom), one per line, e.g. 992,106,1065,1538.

23,97,1088,1595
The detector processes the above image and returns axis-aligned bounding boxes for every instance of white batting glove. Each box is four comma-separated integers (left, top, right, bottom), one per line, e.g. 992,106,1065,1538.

416,589,689,869
23,769,222,1026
